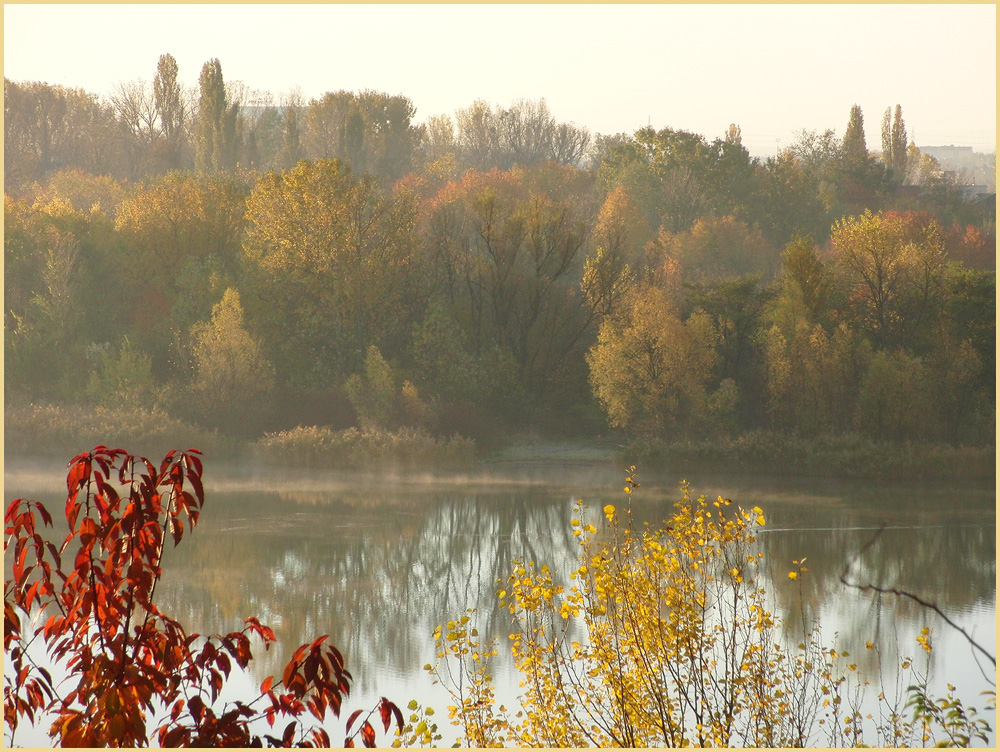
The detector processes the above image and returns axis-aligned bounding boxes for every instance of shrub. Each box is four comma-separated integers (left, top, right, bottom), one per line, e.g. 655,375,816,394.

4,402,228,460
252,425,475,471
4,446,403,747
423,468,994,747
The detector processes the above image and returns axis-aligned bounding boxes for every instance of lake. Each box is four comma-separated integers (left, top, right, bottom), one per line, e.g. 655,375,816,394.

4,456,996,746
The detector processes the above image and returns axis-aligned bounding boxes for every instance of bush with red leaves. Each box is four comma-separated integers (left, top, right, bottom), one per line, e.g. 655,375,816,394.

4,446,402,747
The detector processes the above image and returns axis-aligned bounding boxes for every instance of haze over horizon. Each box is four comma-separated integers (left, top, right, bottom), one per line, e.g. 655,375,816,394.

4,3,996,158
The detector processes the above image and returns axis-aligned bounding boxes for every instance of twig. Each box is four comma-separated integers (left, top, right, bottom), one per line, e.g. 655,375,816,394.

839,525,995,670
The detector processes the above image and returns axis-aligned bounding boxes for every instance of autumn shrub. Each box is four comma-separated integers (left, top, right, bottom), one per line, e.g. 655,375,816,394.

3,401,228,460
424,469,994,747
4,446,404,747
253,425,475,471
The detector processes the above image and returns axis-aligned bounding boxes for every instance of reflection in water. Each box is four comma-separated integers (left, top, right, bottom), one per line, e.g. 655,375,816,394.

5,462,996,744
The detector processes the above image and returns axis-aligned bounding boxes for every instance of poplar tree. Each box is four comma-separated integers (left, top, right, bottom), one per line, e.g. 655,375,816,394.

880,104,908,183
842,104,868,165
195,58,238,173
153,53,183,168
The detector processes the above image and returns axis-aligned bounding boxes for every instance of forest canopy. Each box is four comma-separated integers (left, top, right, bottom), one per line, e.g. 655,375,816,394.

4,57,995,462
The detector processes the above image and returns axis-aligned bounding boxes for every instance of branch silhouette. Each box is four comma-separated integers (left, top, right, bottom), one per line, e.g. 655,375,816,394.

839,525,995,671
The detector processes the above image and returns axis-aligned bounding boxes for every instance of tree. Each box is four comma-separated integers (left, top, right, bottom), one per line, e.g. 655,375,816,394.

4,447,404,747
109,78,160,177
189,288,275,433
153,53,184,170
587,285,717,436
302,90,419,183
650,214,778,283
194,58,238,173
880,104,907,184
420,166,594,415
3,79,122,190
771,234,832,330
277,88,305,169
114,171,247,368
831,210,946,350
842,104,868,166
242,158,422,386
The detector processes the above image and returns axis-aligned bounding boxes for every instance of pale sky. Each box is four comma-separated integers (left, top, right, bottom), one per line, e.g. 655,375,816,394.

4,4,996,157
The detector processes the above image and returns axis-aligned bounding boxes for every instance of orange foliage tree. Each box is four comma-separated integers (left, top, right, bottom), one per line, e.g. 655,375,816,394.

4,446,402,747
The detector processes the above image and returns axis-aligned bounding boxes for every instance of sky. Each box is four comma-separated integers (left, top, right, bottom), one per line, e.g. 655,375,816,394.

4,4,996,158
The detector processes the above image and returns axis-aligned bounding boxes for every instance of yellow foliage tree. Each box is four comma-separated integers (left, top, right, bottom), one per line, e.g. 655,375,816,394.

587,285,717,437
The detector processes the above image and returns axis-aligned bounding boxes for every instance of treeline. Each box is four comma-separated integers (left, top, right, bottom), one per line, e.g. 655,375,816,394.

4,56,995,453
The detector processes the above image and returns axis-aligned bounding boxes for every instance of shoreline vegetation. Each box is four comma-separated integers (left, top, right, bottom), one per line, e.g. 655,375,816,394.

5,401,993,481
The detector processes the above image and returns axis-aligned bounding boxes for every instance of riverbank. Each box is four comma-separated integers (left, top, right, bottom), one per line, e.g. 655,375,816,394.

5,402,994,482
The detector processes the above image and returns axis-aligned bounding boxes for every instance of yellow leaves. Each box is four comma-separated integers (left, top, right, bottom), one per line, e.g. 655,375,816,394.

788,571,798,581
603,504,616,521
916,626,933,654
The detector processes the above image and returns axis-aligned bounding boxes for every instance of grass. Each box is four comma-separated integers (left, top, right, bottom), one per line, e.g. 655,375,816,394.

624,430,996,481
4,401,230,461
252,424,476,471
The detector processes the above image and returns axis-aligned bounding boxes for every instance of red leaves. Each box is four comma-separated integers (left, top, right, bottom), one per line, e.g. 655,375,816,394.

361,720,377,747
5,445,396,750
380,696,404,734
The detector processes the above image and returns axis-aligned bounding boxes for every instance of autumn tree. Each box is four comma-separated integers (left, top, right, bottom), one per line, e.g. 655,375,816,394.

650,214,778,283
424,477,986,747
582,186,644,317
830,210,946,350
420,166,596,419
114,171,247,369
764,321,865,435
587,284,717,437
188,288,275,433
242,158,422,387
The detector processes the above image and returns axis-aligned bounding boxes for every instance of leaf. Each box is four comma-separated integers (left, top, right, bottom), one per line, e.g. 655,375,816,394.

346,708,363,734
282,720,296,745
361,720,376,747
260,675,273,694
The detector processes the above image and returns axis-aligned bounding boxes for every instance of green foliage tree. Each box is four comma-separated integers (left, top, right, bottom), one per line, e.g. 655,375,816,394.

881,104,908,185
853,348,932,441
194,58,239,173
84,337,157,409
842,104,868,166
153,53,185,170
